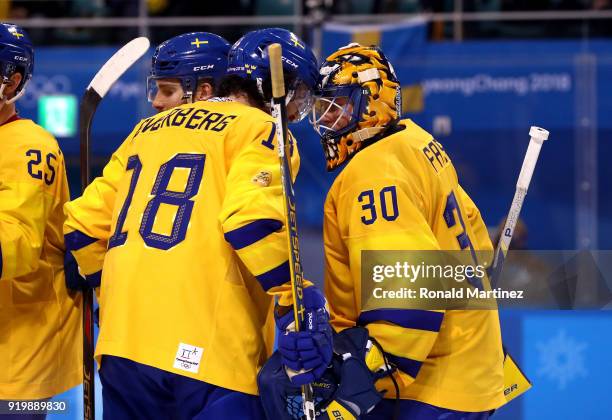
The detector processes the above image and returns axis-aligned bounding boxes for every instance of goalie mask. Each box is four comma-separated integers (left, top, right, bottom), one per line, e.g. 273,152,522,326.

310,44,401,171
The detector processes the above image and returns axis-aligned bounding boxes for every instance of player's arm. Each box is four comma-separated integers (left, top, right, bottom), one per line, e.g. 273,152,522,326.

457,185,494,251
221,116,331,387
219,117,309,304
325,177,445,389
0,141,65,280
63,135,133,286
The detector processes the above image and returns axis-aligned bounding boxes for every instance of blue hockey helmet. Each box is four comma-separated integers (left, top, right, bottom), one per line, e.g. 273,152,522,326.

226,28,318,122
0,23,34,104
147,32,230,103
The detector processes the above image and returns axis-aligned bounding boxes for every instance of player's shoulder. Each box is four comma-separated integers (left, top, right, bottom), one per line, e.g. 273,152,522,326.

360,119,451,173
399,119,435,143
383,119,438,152
0,118,61,152
330,119,450,195
338,119,429,175
205,99,274,125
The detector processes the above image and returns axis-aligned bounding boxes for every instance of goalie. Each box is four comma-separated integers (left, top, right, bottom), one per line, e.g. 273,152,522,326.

307,44,506,419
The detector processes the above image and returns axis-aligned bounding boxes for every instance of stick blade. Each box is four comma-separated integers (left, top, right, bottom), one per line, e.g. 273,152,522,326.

89,37,150,97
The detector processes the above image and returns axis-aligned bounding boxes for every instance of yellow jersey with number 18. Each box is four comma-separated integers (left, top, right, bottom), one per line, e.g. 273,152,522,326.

64,99,300,395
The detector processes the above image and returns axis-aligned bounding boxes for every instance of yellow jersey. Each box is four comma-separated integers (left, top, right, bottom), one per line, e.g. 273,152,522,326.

323,119,505,412
64,100,299,395
0,117,81,399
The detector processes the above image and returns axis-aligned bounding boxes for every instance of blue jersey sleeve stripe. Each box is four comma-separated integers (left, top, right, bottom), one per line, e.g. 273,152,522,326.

65,230,99,251
256,261,290,291
224,219,283,250
357,309,443,332
387,354,423,378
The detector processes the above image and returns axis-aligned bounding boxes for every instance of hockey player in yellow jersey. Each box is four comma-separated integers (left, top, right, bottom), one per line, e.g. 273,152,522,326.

0,23,81,406
63,28,331,418
64,32,232,293
309,43,505,419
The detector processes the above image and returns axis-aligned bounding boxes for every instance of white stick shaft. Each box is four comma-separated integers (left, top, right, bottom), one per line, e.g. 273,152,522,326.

272,103,286,158
498,188,527,254
491,126,549,281
501,137,543,247
516,140,543,190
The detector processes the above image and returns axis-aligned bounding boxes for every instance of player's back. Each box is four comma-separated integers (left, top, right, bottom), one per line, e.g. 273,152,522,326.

0,118,80,399
324,119,505,411
0,119,67,256
95,99,288,395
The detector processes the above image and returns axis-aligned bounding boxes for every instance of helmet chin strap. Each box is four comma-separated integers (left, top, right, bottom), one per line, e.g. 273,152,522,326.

182,88,194,103
351,126,385,143
285,88,294,106
0,75,10,102
0,76,28,105
5,88,26,105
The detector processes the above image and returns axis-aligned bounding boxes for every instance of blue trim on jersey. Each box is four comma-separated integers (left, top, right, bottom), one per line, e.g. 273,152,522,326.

387,353,423,378
64,230,98,251
224,219,283,250
256,261,290,291
0,242,3,278
357,309,444,332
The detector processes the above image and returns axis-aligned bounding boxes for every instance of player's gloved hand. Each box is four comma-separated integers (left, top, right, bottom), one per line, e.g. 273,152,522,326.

275,286,333,386
64,251,101,291
320,355,384,420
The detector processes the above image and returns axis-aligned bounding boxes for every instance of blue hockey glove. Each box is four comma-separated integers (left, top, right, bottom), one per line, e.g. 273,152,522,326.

275,286,333,386
319,355,383,419
258,326,388,420
64,251,101,291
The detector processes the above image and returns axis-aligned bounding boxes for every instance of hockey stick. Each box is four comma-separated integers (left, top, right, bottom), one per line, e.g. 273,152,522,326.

491,126,550,285
268,43,316,420
78,37,150,420
492,126,550,404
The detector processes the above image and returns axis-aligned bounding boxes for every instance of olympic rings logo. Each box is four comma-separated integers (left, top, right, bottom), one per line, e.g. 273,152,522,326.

20,74,72,108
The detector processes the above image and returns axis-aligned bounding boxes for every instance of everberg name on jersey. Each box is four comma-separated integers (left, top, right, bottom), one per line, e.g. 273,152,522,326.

132,106,237,139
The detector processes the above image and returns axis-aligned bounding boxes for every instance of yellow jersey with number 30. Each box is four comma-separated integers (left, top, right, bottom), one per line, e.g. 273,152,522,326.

323,119,506,412
64,100,299,395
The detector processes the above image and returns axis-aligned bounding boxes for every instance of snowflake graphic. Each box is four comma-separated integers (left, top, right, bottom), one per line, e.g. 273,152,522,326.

536,329,588,390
